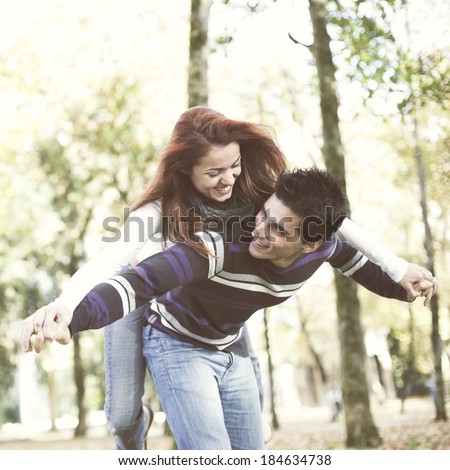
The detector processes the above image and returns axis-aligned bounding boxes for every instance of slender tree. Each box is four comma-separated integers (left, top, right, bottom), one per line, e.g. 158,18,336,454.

410,116,446,420
307,0,381,448
188,0,213,107
263,309,279,430
402,0,446,421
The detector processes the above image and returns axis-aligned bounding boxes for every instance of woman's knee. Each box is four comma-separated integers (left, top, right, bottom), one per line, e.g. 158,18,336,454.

105,399,140,429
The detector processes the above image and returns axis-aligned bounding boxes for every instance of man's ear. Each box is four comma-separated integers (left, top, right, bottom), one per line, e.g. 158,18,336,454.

302,240,323,253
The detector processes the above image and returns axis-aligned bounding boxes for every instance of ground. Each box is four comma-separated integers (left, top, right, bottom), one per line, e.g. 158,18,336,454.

0,397,448,450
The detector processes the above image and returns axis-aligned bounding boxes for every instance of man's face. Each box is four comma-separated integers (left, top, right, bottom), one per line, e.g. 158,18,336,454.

249,194,317,268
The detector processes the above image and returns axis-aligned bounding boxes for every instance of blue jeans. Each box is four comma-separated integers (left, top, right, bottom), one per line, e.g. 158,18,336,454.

104,307,263,450
142,322,264,450
104,307,148,450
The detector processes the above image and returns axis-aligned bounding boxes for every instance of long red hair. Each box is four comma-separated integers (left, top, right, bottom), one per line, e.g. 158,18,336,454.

131,106,287,254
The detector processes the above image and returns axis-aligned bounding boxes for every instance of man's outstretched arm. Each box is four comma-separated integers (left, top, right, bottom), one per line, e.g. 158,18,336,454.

337,218,435,303
329,239,438,303
22,240,214,349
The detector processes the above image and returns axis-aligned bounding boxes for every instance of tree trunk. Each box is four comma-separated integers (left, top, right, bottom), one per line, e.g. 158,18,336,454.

412,118,446,421
158,0,212,451
263,309,279,430
67,223,91,437
73,335,87,436
188,0,212,107
297,300,328,386
48,369,57,431
308,0,381,448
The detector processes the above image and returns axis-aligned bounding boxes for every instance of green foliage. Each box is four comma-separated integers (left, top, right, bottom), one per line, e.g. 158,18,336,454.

397,51,450,113
0,73,158,424
0,342,15,399
31,76,157,276
328,0,449,114
330,0,399,98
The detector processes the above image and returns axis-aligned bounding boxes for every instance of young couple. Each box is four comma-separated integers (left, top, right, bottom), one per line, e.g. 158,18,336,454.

21,107,437,450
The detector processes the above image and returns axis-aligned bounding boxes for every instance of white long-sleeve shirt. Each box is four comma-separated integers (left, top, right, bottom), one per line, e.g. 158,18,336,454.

337,218,407,283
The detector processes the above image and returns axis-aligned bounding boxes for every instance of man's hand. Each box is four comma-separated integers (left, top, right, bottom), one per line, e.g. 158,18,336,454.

45,322,72,345
399,263,437,306
40,302,73,341
399,263,438,306
21,302,73,353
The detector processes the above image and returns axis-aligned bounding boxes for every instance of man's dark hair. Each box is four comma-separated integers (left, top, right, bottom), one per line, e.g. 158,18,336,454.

274,168,349,242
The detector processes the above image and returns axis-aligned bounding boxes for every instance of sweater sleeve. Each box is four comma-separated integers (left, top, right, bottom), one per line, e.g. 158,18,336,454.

56,202,164,313
328,238,409,302
336,217,408,283
69,233,221,336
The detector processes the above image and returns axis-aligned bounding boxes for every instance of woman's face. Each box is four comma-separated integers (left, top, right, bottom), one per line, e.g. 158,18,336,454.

190,142,242,202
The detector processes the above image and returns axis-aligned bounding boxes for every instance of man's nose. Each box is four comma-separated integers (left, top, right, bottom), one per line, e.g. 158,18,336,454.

252,217,265,238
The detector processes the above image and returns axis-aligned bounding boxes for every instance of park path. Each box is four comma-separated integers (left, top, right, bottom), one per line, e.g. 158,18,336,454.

0,397,448,450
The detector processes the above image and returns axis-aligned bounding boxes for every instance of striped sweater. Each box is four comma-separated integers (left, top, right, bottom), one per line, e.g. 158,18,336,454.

70,231,408,349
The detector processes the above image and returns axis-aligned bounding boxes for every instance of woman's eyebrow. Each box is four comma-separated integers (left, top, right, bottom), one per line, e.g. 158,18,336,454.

206,154,241,172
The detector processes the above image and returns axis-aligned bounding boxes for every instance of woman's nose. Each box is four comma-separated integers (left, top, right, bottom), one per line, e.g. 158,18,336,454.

221,169,237,185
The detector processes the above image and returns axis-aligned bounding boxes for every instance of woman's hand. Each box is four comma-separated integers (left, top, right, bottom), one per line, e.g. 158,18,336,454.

21,302,73,353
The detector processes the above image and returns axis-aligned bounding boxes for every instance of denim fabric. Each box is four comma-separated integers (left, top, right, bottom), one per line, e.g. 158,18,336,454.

103,305,263,450
142,323,264,450
104,306,147,450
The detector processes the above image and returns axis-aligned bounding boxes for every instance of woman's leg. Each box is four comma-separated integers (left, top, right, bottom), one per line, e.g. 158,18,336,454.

104,306,148,449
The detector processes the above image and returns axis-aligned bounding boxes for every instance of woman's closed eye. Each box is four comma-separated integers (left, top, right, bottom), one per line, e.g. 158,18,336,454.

232,156,241,168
